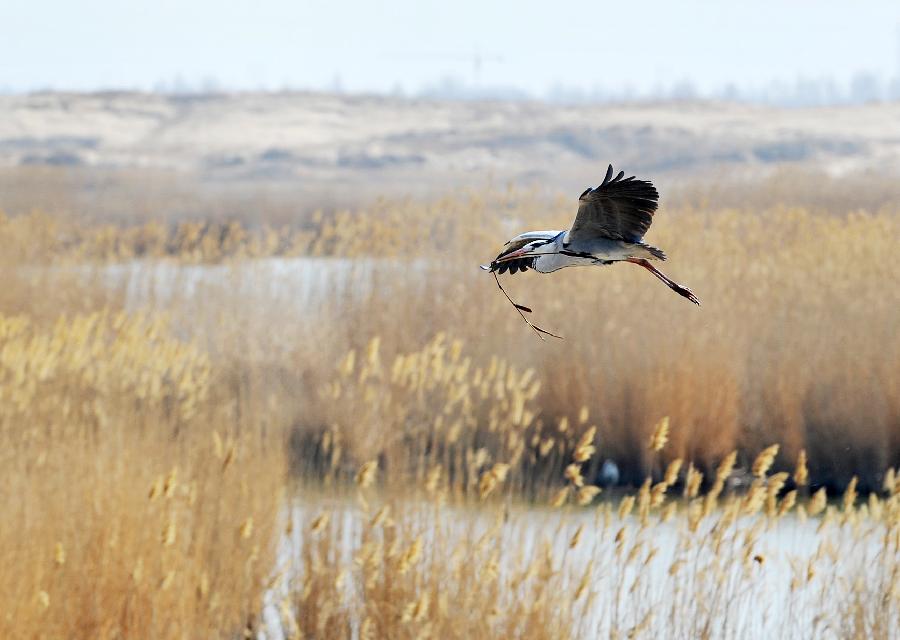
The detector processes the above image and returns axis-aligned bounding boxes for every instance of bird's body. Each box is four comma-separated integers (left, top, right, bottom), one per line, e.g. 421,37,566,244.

483,164,699,306
492,230,662,274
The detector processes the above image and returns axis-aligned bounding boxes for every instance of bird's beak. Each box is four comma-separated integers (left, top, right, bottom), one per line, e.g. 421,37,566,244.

496,247,531,262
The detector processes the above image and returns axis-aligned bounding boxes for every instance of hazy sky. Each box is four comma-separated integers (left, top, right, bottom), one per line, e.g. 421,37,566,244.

3,0,899,95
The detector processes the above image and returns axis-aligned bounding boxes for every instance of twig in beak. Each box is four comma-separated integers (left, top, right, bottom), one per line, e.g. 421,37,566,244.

492,271,563,341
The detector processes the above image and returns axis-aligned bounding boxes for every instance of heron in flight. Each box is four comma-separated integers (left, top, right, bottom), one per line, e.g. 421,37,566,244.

482,165,699,338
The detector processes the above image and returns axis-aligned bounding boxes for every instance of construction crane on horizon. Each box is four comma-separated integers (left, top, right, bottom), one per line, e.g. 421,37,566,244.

382,49,505,86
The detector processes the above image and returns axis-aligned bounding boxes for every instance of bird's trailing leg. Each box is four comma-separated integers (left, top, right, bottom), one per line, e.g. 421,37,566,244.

625,258,700,306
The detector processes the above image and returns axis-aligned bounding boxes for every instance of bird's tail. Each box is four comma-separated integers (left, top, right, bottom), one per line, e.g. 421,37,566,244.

634,242,667,261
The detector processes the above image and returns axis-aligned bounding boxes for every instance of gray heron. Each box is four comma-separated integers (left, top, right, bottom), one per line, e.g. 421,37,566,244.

482,165,699,338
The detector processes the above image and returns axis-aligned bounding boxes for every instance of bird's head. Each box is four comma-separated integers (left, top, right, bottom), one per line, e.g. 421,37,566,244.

480,230,563,272
496,230,562,260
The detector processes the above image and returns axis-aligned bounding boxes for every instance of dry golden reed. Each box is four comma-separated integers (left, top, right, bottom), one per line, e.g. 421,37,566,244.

794,449,809,487
8,176,893,493
752,444,780,478
564,463,585,488
573,427,597,463
664,459,683,486
2,171,899,639
809,488,828,516
648,417,670,452
0,309,284,639
356,460,379,488
550,487,570,508
576,485,602,506
684,464,703,499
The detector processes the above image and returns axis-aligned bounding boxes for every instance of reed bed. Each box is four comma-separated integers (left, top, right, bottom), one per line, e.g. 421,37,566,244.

278,450,900,640
1,171,898,637
0,311,285,638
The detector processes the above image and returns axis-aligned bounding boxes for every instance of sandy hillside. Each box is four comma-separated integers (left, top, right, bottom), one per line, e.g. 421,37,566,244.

2,92,900,220
3,92,900,183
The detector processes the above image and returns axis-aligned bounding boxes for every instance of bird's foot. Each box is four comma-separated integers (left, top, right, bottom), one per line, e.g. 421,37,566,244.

673,283,701,306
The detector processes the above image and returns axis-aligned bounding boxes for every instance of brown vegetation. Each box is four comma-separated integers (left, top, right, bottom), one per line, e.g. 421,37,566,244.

1,170,898,637
0,312,284,638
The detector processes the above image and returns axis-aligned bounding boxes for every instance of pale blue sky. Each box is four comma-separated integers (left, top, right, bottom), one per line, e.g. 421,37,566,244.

3,0,899,97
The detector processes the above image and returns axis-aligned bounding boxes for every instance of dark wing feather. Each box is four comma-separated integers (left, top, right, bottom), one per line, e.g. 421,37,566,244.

486,237,536,274
492,257,532,275
569,164,659,243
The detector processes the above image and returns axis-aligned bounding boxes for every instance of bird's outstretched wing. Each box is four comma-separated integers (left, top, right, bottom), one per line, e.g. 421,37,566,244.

569,165,659,243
